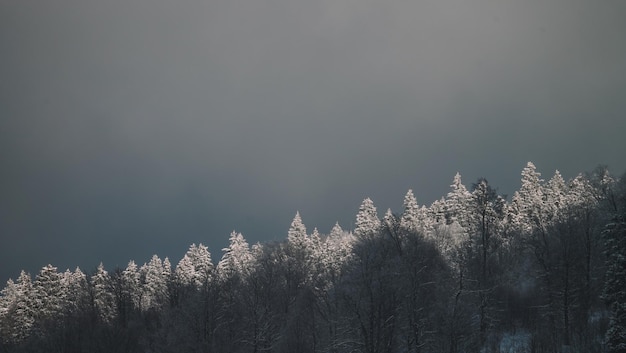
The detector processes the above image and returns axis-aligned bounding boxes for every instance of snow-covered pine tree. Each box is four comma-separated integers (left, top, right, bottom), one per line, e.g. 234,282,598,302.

0,278,17,344
310,227,322,253
163,257,172,281
329,222,344,239
217,231,254,281
512,161,547,233
175,244,214,289
418,205,435,236
59,269,73,310
65,267,89,315
441,173,473,255
309,227,323,261
0,271,35,343
568,174,598,211
446,172,472,228
428,197,447,225
355,198,380,237
284,212,314,291
0,279,15,318
400,189,420,233
307,227,326,286
91,263,116,323
32,264,64,322
383,208,397,232
287,212,310,250
122,260,141,311
325,222,354,277
141,255,169,311
174,254,194,288
546,170,567,220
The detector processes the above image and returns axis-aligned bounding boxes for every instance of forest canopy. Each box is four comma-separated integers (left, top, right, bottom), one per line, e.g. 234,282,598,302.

1,162,625,353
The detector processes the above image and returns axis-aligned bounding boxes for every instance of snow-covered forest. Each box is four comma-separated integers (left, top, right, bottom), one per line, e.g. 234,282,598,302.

1,162,625,353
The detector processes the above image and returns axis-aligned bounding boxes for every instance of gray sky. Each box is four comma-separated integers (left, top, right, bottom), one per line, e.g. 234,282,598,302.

1,0,625,283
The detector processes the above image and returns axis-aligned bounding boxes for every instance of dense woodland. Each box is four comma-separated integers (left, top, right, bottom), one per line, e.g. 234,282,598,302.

1,162,625,353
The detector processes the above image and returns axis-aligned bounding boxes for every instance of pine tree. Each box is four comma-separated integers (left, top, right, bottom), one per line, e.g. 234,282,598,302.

446,172,472,227
217,231,254,281
329,222,344,239
355,197,380,237
122,260,141,311
65,267,89,315
92,262,116,323
428,197,447,225
284,212,314,293
175,243,214,288
383,208,397,231
174,254,195,287
400,189,420,233
308,227,326,287
512,161,547,232
33,264,64,321
324,222,354,280
310,227,323,254
59,269,73,310
0,279,17,344
141,255,169,311
443,173,472,256
568,174,598,210
0,279,15,317
0,271,35,343
287,212,310,249
546,170,567,219
163,257,172,280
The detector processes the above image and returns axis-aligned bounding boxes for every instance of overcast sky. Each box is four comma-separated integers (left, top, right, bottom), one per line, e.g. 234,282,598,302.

1,0,625,283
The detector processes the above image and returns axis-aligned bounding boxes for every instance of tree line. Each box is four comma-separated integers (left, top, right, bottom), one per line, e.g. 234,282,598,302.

1,162,625,353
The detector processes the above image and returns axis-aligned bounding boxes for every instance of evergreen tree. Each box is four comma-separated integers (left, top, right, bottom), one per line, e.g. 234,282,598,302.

174,253,195,288
287,211,311,251
443,173,472,258
330,222,345,239
446,172,472,227
217,231,254,281
32,264,64,325
546,170,567,219
163,257,172,281
309,227,324,279
175,243,214,289
0,279,17,344
284,212,313,286
383,208,397,229
141,255,169,311
429,197,447,225
0,271,35,344
323,222,354,282
122,260,142,311
91,262,116,323
512,161,547,233
65,267,89,315
400,189,420,233
355,197,380,237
